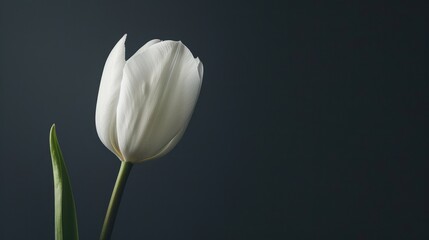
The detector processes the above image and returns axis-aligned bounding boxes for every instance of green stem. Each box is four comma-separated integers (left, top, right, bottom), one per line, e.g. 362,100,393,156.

100,161,133,240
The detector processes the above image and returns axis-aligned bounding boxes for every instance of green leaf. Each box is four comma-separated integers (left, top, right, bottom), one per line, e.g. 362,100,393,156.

49,124,79,240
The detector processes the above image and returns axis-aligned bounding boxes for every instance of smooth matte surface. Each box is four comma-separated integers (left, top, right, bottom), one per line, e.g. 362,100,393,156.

0,0,428,239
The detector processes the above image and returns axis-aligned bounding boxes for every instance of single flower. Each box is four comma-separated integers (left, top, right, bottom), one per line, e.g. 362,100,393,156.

95,35,203,163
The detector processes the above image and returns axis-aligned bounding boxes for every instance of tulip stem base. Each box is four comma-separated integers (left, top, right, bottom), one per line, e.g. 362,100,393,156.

100,161,133,240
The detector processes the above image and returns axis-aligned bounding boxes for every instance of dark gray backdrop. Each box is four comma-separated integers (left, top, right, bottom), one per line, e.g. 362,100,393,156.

0,0,428,239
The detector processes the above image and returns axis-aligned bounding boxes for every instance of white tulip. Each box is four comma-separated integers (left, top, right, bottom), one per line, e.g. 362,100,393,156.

95,35,203,163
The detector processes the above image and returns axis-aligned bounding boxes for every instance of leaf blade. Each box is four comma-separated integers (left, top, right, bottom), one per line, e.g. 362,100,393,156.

49,124,79,240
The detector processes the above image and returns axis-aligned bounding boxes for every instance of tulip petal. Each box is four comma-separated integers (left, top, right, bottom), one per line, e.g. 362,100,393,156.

116,41,203,162
95,34,126,160
146,60,203,160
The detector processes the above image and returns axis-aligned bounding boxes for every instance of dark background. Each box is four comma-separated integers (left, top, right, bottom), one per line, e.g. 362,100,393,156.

0,0,428,239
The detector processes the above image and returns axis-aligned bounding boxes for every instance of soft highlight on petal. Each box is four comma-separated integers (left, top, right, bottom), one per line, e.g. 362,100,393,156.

95,34,127,160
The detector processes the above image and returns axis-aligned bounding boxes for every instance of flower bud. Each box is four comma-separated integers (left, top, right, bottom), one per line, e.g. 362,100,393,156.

95,35,203,163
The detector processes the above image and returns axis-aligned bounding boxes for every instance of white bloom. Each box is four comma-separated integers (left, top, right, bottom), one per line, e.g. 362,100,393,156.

95,35,203,163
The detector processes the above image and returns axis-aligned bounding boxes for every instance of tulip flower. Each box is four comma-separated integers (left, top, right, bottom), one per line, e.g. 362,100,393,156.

96,34,203,163
96,35,203,240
